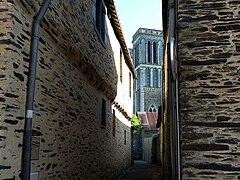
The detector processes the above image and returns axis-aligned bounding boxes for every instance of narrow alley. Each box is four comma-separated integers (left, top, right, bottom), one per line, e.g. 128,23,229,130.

118,161,161,180
1,0,240,179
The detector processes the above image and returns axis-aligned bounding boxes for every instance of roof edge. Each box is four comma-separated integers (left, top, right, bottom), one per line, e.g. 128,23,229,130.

105,0,137,79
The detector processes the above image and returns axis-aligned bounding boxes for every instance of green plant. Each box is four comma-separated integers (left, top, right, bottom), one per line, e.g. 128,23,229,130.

131,114,141,133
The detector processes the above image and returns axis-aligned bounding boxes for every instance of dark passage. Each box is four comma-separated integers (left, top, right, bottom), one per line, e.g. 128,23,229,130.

118,160,161,180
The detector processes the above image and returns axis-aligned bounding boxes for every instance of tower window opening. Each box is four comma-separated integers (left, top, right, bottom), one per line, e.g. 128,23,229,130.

153,42,157,63
135,44,139,65
147,41,151,63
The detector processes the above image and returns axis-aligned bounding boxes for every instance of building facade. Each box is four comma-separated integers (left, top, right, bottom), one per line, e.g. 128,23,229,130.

162,0,240,179
132,28,164,113
0,0,134,179
107,11,136,176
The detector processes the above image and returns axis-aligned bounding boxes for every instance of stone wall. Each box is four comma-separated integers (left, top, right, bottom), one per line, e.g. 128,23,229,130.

143,88,161,112
0,0,131,179
113,118,132,178
178,0,240,179
133,131,143,160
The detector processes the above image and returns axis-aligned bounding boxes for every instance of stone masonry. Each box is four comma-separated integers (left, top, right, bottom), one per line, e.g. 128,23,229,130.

178,0,240,179
0,0,131,179
132,28,163,113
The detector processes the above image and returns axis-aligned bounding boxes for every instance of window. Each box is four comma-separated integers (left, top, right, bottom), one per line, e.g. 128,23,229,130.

149,104,157,112
147,41,151,63
157,40,163,64
120,48,123,82
95,0,107,44
124,130,127,145
129,73,132,97
135,44,139,65
101,98,106,127
112,109,116,136
153,42,157,63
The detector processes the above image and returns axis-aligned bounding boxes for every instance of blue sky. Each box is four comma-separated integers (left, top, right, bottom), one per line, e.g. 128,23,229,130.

114,0,162,48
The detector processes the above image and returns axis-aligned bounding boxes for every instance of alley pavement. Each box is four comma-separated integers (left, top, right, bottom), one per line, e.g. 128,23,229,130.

118,160,161,180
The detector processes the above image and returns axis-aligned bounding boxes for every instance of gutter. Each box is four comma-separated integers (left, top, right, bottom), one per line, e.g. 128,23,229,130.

23,0,51,179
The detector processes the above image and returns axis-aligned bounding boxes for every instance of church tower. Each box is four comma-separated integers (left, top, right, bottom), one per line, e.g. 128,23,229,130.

132,28,163,113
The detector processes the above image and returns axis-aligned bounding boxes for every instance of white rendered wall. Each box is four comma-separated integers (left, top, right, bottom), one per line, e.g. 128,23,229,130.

107,19,133,127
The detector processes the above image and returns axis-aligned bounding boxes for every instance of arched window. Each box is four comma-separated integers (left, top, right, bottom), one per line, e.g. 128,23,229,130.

159,41,163,65
135,44,139,65
147,41,151,63
149,104,157,112
153,42,157,63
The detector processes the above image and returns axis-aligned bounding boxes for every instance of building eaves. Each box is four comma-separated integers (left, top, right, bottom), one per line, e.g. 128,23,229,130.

105,0,137,79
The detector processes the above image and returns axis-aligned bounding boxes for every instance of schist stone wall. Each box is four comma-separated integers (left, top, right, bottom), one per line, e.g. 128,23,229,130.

0,0,131,179
143,88,161,112
178,0,240,179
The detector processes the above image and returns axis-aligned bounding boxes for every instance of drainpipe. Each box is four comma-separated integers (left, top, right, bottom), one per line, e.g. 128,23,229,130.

176,79,180,180
168,0,180,179
23,0,51,179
